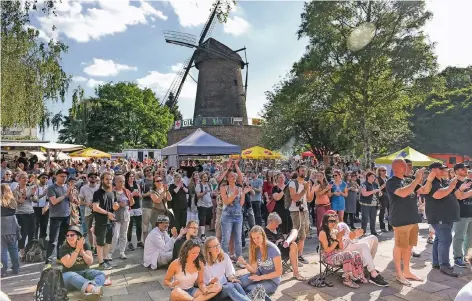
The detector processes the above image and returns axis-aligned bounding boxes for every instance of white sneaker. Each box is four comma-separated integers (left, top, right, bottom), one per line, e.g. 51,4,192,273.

120,253,127,259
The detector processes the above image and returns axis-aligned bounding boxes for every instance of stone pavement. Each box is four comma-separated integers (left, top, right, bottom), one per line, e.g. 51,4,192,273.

1,222,471,301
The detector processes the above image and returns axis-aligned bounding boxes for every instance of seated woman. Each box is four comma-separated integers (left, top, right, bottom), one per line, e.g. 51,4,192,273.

203,237,250,301
337,220,389,287
60,226,111,299
238,226,282,295
318,213,367,288
164,239,222,301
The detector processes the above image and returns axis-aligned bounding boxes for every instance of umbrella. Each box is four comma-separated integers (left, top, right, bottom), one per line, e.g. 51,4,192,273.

237,146,282,160
69,147,111,159
301,151,315,157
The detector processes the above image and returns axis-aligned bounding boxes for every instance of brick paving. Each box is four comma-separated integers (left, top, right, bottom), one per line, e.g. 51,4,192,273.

1,222,471,301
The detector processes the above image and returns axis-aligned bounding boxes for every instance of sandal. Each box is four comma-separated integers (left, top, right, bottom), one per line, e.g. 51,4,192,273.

293,274,307,281
395,277,411,287
343,281,359,289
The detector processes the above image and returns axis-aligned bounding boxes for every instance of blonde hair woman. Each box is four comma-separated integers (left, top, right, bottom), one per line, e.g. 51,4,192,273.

237,226,282,295
1,184,20,277
203,237,250,301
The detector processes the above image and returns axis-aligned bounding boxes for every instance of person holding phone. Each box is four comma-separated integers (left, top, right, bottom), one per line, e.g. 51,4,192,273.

60,226,111,299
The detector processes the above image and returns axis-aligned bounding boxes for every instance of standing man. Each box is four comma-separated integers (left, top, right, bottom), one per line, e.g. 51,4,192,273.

79,172,99,250
249,171,263,226
140,167,154,244
452,163,472,268
386,159,434,285
425,162,470,277
34,173,49,239
92,172,118,270
45,169,72,266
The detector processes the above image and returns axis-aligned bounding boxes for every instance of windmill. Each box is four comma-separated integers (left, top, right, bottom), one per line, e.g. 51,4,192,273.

162,0,249,125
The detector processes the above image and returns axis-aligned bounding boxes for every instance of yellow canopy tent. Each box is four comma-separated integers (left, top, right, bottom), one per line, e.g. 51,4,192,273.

375,146,439,167
69,147,111,159
231,146,282,160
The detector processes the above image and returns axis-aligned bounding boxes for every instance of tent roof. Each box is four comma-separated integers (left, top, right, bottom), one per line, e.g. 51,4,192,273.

1,142,84,152
162,128,241,156
375,146,439,166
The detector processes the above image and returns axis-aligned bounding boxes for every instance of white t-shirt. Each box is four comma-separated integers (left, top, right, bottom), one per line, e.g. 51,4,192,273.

288,180,307,212
79,184,99,216
204,253,235,285
196,183,213,208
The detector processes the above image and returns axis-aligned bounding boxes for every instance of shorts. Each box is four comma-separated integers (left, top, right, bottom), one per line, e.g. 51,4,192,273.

290,210,310,240
393,224,419,249
180,287,197,296
197,206,213,226
95,223,114,247
85,215,94,233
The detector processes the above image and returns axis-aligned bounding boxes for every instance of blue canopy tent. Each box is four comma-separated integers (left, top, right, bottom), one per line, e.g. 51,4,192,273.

162,129,241,162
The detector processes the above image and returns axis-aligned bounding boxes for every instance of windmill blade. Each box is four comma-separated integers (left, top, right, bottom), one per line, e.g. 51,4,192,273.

163,31,197,48
162,57,192,106
244,48,249,98
199,0,220,44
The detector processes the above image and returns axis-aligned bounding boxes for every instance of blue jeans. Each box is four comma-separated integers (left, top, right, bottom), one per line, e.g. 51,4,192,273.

218,282,250,301
252,201,262,226
63,269,106,292
79,206,87,237
361,205,377,234
239,273,278,295
1,235,20,274
431,223,453,268
453,217,472,259
221,214,243,257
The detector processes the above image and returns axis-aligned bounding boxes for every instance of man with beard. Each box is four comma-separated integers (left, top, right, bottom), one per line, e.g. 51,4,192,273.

386,159,435,285
143,216,179,269
140,167,154,244
288,165,317,264
452,163,472,268
79,172,100,249
171,220,199,261
425,162,471,277
92,172,119,270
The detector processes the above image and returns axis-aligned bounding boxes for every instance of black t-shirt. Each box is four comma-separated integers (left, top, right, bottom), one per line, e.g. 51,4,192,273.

126,182,141,209
386,176,422,227
169,183,188,211
425,178,460,224
59,242,92,272
272,186,285,214
456,179,472,218
264,227,284,244
359,181,379,205
92,188,117,225
172,236,201,261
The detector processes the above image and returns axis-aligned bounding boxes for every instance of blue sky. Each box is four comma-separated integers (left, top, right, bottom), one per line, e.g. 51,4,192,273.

33,0,472,142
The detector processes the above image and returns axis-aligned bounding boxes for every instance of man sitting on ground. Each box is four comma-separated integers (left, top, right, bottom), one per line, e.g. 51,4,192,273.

172,220,200,260
60,226,111,300
143,216,179,269
265,212,306,280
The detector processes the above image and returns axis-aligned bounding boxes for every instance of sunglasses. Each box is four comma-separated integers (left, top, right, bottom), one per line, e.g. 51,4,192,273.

328,220,337,223
155,179,162,182
66,234,77,238
208,244,220,249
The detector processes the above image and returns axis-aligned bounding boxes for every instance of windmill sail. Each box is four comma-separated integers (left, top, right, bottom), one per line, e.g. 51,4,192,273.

162,57,191,105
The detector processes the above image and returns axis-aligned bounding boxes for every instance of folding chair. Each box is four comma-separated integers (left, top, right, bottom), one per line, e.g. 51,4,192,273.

308,244,342,287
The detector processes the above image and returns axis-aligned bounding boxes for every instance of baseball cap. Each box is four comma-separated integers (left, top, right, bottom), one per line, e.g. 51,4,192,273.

429,162,447,169
404,159,413,164
38,173,49,179
88,172,98,177
157,215,170,223
454,163,470,171
56,169,69,176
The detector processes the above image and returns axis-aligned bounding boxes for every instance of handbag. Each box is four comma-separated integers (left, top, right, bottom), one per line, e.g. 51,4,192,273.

266,195,276,213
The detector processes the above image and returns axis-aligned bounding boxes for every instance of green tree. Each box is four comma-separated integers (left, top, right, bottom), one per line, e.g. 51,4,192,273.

293,1,438,166
58,83,174,152
165,92,183,121
1,0,70,129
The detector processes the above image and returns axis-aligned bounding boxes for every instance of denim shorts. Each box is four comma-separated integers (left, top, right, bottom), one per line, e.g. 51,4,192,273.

182,287,197,296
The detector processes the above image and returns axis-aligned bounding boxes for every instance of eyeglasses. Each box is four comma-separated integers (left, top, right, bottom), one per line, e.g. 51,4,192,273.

155,179,162,182
5,174,11,176
66,234,77,238
208,244,220,249
328,220,337,223
333,174,340,177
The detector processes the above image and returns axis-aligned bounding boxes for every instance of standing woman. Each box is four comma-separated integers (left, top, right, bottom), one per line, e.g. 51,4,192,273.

272,173,291,234
125,171,143,251
203,237,250,301
188,171,200,226
237,226,282,295
376,167,391,232
315,172,332,235
150,176,172,227
1,184,20,277
344,172,360,229
169,173,189,230
330,170,348,222
360,172,381,236
164,239,222,301
110,175,134,260
13,172,37,261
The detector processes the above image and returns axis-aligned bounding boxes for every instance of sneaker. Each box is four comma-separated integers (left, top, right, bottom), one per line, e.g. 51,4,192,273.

440,267,460,277
412,251,421,258
432,264,440,269
120,253,127,260
238,262,246,269
369,274,389,287
381,229,388,233
454,258,467,268
127,243,135,251
201,234,206,241
84,286,103,301
137,241,144,248
99,262,113,270
298,256,309,264
103,276,112,286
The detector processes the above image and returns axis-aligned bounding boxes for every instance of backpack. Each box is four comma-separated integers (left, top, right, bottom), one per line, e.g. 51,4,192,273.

25,239,47,263
35,267,69,301
283,180,298,209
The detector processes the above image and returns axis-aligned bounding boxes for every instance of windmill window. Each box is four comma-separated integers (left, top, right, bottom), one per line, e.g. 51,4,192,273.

234,79,238,86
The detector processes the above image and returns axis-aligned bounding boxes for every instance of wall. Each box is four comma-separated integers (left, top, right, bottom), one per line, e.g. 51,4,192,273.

167,125,263,150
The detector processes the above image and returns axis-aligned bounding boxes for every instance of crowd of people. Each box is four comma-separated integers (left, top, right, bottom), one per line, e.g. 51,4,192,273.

1,153,472,300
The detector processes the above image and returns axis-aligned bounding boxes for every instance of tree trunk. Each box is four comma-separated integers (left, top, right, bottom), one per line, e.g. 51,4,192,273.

361,114,372,169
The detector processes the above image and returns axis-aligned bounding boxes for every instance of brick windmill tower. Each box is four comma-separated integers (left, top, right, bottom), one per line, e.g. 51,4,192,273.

162,0,249,125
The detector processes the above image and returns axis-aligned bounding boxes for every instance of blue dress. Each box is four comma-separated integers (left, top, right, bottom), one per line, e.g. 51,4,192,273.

330,181,347,211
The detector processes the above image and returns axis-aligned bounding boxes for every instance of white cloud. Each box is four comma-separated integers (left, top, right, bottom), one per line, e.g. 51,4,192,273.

86,78,105,88
83,58,137,77
72,76,87,82
37,0,167,43
171,63,183,72
168,0,213,27
223,16,250,36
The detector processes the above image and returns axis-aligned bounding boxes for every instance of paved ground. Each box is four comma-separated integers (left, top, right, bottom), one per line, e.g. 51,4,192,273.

1,222,471,301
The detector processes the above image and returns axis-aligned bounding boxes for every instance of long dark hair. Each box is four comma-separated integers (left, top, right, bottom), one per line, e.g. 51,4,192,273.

179,239,203,275
124,171,136,190
321,214,338,248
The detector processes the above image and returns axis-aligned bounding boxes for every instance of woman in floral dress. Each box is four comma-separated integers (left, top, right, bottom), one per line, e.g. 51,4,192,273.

318,213,367,288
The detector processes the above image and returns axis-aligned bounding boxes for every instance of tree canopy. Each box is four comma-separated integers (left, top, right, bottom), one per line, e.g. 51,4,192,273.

1,0,70,129
57,83,174,152
262,1,438,166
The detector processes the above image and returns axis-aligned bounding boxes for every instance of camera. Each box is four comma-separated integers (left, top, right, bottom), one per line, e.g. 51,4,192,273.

295,201,305,211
